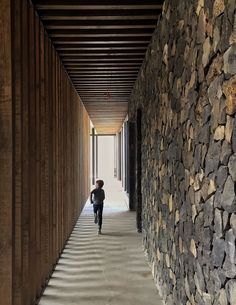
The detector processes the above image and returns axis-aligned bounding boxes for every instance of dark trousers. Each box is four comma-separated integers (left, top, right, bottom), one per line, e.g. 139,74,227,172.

93,204,103,229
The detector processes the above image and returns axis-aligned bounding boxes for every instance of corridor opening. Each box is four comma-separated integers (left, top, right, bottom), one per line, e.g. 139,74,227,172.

90,133,115,186
90,129,129,210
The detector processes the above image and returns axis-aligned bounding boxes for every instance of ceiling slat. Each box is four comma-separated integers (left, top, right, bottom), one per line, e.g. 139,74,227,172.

33,0,163,134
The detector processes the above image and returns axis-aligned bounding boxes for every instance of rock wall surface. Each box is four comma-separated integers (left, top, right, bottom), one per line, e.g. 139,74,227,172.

129,0,236,304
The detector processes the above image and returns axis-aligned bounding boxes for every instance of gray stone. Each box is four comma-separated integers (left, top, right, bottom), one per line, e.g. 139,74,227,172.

214,209,223,237
212,237,225,267
230,14,236,45
233,119,236,153
208,75,224,106
204,227,213,251
201,177,210,201
225,115,233,143
227,0,236,25
202,37,211,67
128,1,236,304
205,141,221,175
228,154,236,182
214,189,222,208
204,197,214,226
224,44,236,75
230,214,236,236
220,140,232,165
216,166,228,189
221,176,236,212
208,269,221,295
223,229,236,278
213,25,220,52
223,211,229,230
198,123,210,144
216,289,227,305
197,9,206,44
195,261,206,292
195,212,204,243
216,268,227,287
226,279,236,305
219,14,233,53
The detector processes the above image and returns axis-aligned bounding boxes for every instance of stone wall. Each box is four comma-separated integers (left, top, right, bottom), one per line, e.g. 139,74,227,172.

129,1,236,304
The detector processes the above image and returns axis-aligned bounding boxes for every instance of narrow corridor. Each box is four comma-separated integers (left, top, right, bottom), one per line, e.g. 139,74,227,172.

39,180,163,305
2,1,236,305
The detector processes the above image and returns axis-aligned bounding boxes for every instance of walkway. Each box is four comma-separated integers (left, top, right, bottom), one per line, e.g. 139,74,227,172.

39,180,163,305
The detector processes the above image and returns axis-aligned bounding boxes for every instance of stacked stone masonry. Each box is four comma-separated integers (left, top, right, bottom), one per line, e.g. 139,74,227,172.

129,0,236,304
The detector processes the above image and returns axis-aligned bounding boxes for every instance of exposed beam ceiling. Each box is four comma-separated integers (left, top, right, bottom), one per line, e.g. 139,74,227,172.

33,0,163,134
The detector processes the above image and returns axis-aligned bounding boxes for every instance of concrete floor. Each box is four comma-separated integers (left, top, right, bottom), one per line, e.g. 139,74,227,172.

39,180,163,305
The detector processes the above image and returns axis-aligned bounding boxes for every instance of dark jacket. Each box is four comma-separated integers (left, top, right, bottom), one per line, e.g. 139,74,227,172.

90,188,105,205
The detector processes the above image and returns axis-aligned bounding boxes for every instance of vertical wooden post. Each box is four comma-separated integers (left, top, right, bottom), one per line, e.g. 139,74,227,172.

21,1,30,304
12,0,23,304
136,109,142,233
92,128,96,185
0,1,12,305
128,121,136,211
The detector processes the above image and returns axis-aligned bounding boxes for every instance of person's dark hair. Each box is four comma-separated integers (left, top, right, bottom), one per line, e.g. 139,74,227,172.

96,180,104,188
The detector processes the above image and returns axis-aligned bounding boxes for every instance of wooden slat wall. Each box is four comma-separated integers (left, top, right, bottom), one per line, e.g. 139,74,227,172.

1,1,90,305
0,1,12,305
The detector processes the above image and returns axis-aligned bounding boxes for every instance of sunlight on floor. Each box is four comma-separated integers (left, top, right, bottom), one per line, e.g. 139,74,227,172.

39,181,163,305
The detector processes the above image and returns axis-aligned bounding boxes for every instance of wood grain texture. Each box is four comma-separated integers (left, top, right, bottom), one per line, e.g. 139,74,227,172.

9,1,91,304
0,1,12,304
32,0,164,134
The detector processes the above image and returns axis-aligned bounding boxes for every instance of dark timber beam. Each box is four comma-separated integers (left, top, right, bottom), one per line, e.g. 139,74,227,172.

31,0,164,134
48,28,154,36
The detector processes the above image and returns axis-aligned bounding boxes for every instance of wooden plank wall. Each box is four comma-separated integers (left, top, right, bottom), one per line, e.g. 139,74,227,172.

0,1,90,304
0,1,12,305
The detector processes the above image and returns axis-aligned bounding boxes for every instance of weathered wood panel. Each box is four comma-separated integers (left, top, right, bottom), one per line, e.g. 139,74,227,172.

0,1,12,305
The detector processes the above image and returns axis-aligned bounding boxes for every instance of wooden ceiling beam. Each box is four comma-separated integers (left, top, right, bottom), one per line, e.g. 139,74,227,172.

69,73,138,76
79,91,131,94
53,39,151,46
63,58,142,62
70,73,137,77
78,88,131,91
82,99,128,104
64,63,141,66
60,46,147,51
42,15,159,21
52,33,151,38
39,9,161,19
44,19,157,29
48,28,153,36
67,68,139,72
78,93,131,95
80,94,130,96
32,0,163,134
33,0,163,10
75,84,133,86
74,82,134,85
61,48,145,53
62,55,144,60
71,77,136,80
76,85,133,92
